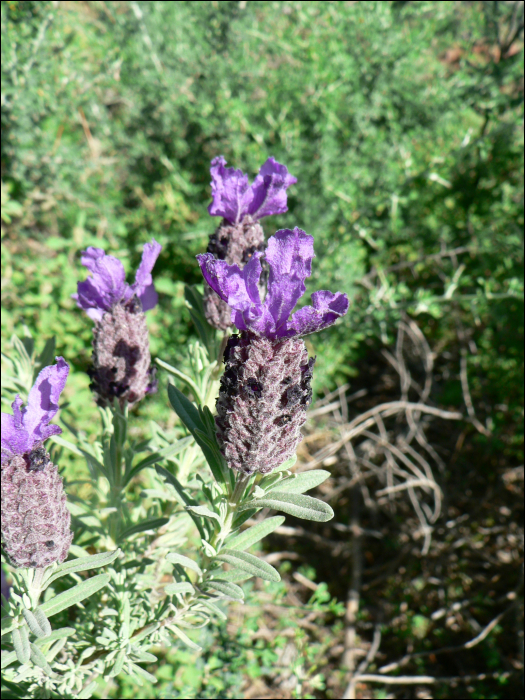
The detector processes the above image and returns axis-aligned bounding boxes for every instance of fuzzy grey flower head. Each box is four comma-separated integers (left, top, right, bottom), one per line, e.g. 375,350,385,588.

198,227,348,475
216,332,315,475
73,241,161,407
1,359,73,568
1,454,73,568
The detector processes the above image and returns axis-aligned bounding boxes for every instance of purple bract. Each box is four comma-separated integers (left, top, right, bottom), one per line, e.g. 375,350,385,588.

208,156,297,224
1,358,69,466
197,227,349,339
73,240,162,322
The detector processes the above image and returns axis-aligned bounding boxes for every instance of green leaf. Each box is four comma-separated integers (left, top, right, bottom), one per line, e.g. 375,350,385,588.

131,623,159,643
34,627,75,647
108,649,126,678
0,650,17,669
166,553,203,576
12,626,30,664
21,609,47,638
1,616,17,638
78,682,99,699
165,581,195,596
226,516,285,551
116,518,169,543
168,625,202,652
33,608,52,638
167,382,204,434
29,642,53,674
45,550,119,586
239,492,334,522
203,580,244,600
157,358,202,401
155,465,206,539
215,549,280,582
123,437,193,486
40,574,110,617
211,568,252,583
196,598,227,620
267,469,331,494
186,505,220,521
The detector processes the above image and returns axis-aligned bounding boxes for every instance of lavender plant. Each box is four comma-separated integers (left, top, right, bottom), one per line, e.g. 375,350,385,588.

1,162,347,698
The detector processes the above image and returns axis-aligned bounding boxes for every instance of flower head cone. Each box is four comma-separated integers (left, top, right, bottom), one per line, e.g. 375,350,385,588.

1,358,73,568
197,227,349,475
74,240,161,407
204,157,296,330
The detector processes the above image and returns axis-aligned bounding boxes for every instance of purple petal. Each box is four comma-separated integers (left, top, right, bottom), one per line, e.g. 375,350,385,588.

1,409,31,465
287,290,349,337
207,156,251,224
80,247,106,272
76,252,127,317
130,239,162,311
263,228,314,332
197,252,271,333
248,157,297,220
24,357,69,443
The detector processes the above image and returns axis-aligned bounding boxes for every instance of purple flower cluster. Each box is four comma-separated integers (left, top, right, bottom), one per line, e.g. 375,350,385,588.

198,227,349,340
208,156,297,224
74,240,161,322
198,226,349,475
74,241,162,407
203,157,296,331
1,359,73,568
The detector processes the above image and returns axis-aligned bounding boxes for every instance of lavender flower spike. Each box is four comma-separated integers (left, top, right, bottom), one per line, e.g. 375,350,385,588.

1,358,73,568
203,157,297,330
208,156,297,224
197,228,348,476
74,241,162,407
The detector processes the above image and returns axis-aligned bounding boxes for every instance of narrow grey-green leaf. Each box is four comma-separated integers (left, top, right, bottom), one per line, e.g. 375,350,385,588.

21,609,47,638
46,550,119,586
203,580,244,600
132,650,157,664
226,516,285,551
155,465,205,539
78,682,99,699
30,642,53,674
186,505,220,521
216,549,280,582
1,615,17,637
166,553,202,575
168,625,202,651
108,649,126,678
165,581,194,596
40,574,110,617
239,492,334,522
268,470,331,494
117,517,169,543
196,598,227,620
1,649,17,669
34,627,74,647
33,608,52,637
131,623,159,643
167,382,204,434
211,568,252,583
12,626,30,664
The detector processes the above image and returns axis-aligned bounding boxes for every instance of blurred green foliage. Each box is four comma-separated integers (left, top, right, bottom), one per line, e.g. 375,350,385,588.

1,1,523,697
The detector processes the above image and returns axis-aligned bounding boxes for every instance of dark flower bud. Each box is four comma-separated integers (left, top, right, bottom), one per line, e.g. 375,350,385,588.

90,300,156,408
215,332,314,475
